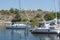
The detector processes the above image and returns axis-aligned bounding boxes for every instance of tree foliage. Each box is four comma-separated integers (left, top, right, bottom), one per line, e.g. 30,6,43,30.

14,9,19,14
35,13,42,18
57,12,60,19
1,10,9,15
9,8,14,13
37,9,42,11
30,18,43,27
0,8,60,24
44,13,55,21
22,17,28,22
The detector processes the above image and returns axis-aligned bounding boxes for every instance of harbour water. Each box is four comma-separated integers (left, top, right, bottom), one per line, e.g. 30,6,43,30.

0,26,60,40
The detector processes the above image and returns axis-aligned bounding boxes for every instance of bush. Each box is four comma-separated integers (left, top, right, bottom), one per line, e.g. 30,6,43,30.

30,18,42,28
22,17,28,22
44,13,55,21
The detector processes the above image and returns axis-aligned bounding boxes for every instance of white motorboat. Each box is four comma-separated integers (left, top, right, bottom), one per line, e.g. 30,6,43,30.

31,27,60,34
6,23,30,29
31,21,60,34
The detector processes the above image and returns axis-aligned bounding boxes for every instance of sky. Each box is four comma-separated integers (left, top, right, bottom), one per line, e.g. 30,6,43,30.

0,0,59,11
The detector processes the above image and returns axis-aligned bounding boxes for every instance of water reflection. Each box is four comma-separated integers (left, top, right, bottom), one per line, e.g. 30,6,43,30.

32,34,60,40
10,29,14,40
7,29,29,40
24,29,28,40
6,29,60,40
0,26,60,40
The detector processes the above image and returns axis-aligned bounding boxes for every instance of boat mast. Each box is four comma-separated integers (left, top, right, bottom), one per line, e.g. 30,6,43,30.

59,0,60,12
19,0,21,10
58,0,60,27
19,0,30,24
19,0,22,22
54,0,57,26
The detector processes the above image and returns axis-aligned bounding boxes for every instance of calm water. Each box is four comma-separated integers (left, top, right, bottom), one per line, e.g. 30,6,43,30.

0,26,60,40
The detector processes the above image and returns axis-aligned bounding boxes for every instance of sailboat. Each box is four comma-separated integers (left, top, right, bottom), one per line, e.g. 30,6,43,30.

31,0,60,34
6,0,30,29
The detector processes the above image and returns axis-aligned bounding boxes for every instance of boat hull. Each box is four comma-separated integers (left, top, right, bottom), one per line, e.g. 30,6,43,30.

31,29,58,34
31,32,58,34
6,26,27,29
6,24,30,29
6,27,26,29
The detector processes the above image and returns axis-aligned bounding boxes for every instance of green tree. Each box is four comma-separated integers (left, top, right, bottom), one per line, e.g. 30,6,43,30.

57,12,60,19
44,13,55,21
9,8,14,13
37,9,42,11
35,13,41,18
30,18,42,28
12,9,21,21
1,10,9,15
22,16,28,22
14,9,19,14
14,9,20,20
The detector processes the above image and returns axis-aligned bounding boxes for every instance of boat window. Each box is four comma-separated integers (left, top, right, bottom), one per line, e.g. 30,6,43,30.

39,23,44,27
50,22,55,26
57,21,60,24
49,27,55,29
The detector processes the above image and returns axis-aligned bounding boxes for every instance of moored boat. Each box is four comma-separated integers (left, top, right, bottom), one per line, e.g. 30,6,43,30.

30,21,60,34
31,27,60,34
6,23,30,29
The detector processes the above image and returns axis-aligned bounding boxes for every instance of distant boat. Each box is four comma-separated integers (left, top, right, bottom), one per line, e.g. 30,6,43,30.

6,23,30,29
